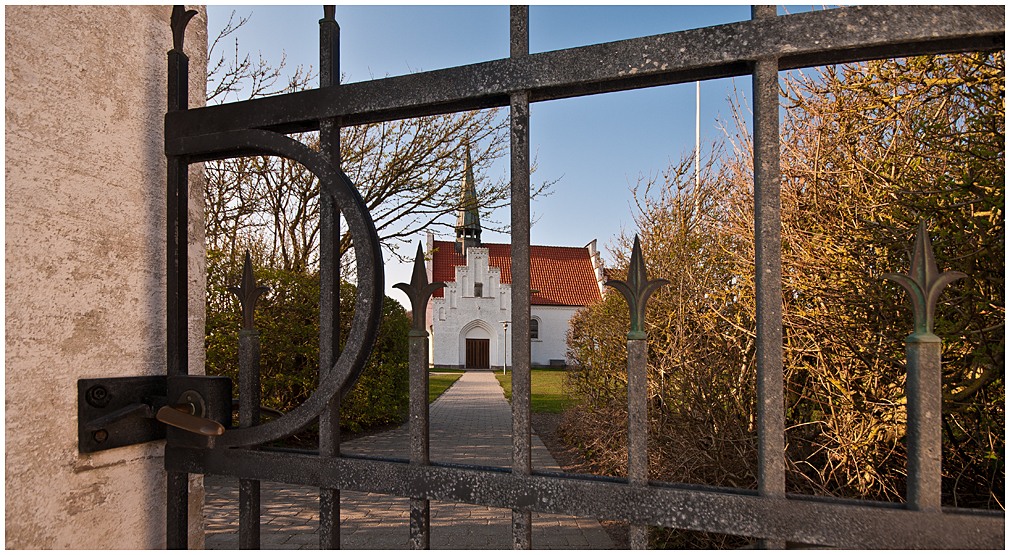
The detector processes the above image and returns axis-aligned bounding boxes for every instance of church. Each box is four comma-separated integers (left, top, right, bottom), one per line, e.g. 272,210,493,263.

425,150,605,369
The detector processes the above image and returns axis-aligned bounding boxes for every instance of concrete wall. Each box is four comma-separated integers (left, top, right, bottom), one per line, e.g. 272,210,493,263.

5,5,207,548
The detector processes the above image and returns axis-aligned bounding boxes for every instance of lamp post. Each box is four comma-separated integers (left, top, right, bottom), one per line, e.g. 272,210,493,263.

501,321,510,375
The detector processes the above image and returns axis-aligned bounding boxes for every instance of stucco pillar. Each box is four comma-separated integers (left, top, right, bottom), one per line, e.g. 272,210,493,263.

5,5,208,548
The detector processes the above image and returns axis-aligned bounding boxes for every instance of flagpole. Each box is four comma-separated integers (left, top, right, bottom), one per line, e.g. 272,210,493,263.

695,81,700,191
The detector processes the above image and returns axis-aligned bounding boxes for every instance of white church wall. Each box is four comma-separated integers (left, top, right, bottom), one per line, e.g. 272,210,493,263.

431,294,512,367
530,305,581,366
430,297,448,365
430,247,513,367
429,244,595,369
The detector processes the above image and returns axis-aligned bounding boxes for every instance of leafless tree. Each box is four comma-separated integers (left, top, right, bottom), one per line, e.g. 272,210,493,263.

204,10,552,274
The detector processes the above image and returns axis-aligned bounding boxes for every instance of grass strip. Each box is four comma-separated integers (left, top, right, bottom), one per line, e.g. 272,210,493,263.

495,369,573,414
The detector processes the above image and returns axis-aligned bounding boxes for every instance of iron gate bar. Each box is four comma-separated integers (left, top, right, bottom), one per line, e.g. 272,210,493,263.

885,222,968,512
165,6,197,549
508,5,533,549
164,5,1003,138
317,6,342,549
165,446,1003,549
751,5,785,550
394,243,446,549
604,235,669,549
231,253,267,549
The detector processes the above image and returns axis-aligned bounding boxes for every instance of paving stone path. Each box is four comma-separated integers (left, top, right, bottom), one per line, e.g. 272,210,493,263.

204,370,614,549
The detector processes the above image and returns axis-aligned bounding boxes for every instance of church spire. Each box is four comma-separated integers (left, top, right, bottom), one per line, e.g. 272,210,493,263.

455,142,481,253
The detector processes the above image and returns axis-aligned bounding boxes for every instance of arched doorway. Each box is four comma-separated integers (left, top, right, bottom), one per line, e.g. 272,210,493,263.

459,320,494,369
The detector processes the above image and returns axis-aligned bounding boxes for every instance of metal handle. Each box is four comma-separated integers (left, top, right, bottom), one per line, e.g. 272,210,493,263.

156,405,225,437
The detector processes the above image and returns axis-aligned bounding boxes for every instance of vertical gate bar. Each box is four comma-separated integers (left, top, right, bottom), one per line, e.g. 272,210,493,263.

238,327,262,548
238,478,261,549
407,330,431,549
394,246,443,549
233,253,266,552
751,4,785,549
905,335,943,511
166,150,190,550
508,5,532,550
627,339,649,548
605,237,667,550
318,5,343,550
166,471,189,550
234,254,266,551
166,6,195,548
883,223,965,512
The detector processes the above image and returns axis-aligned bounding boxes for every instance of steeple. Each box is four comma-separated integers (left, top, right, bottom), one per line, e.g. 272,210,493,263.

455,143,481,253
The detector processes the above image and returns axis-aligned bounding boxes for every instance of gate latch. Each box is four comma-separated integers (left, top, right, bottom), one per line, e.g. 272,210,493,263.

78,375,231,453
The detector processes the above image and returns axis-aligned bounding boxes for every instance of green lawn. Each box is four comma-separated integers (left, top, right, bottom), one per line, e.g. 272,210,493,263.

495,369,573,414
429,372,463,403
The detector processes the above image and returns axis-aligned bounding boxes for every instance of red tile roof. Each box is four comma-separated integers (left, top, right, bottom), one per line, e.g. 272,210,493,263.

430,241,602,307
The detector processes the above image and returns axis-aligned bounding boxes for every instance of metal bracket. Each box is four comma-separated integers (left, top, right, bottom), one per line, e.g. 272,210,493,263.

78,375,232,453
78,376,168,453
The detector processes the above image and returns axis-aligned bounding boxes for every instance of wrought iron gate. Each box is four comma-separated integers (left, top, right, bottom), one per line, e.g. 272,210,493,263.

152,4,1003,550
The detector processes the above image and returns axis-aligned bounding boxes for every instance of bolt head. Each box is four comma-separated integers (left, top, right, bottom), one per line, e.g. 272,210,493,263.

86,385,111,408
93,429,108,443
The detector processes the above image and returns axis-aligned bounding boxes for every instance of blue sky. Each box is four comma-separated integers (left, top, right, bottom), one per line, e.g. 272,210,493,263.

205,5,769,307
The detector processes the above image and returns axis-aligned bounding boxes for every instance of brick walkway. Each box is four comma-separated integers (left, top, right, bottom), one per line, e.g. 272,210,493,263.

204,370,615,549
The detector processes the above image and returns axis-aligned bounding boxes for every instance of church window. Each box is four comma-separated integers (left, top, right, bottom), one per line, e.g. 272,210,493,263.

530,317,540,340
474,282,483,297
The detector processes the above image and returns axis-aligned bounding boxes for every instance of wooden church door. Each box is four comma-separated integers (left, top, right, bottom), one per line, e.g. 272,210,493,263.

465,338,489,369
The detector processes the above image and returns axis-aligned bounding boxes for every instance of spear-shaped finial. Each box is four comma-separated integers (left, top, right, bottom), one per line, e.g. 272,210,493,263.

171,5,198,53
605,236,669,340
394,242,446,334
229,251,270,330
884,221,967,336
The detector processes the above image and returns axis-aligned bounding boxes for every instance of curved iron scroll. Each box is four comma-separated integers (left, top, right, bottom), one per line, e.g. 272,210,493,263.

179,129,384,448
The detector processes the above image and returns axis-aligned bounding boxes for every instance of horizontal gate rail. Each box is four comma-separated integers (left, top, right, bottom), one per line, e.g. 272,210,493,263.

166,445,1003,550
165,5,1003,138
